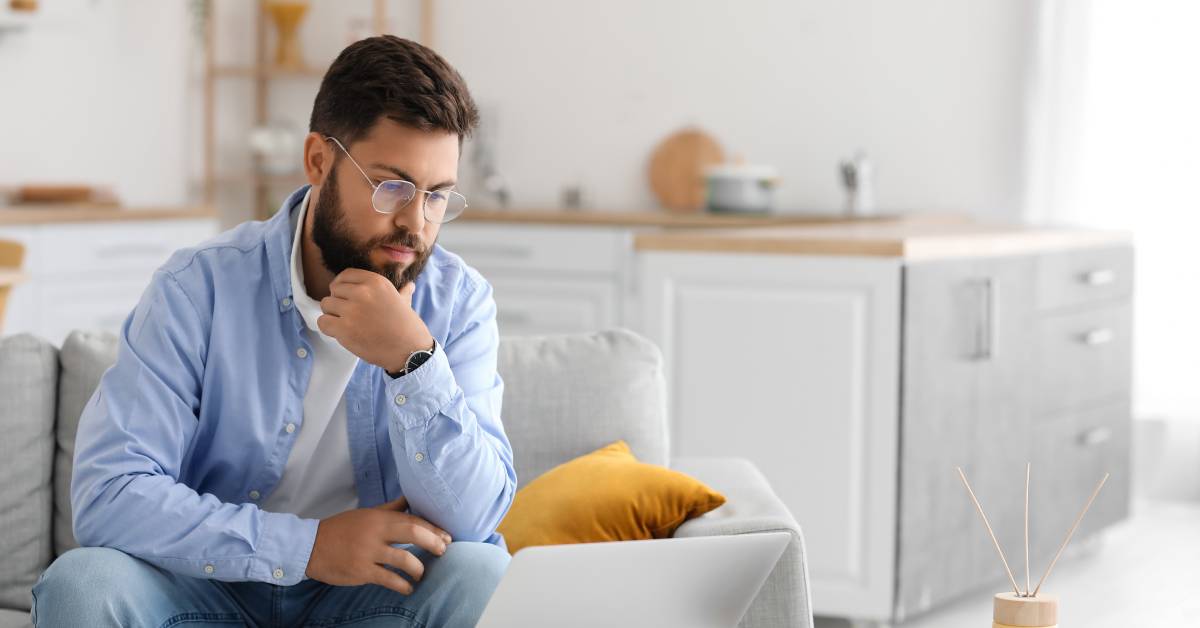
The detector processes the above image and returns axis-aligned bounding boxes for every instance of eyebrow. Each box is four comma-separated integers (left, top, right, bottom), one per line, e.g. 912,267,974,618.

368,162,456,191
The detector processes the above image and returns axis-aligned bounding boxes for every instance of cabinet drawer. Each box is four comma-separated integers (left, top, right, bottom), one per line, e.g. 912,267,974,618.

30,219,218,278
1033,303,1131,415
438,224,628,275
1031,402,1131,559
490,275,618,336
1036,246,1132,311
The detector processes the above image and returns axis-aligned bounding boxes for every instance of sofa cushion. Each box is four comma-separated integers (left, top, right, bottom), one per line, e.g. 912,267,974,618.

0,608,32,628
496,329,669,485
53,330,119,557
0,334,57,611
497,440,724,554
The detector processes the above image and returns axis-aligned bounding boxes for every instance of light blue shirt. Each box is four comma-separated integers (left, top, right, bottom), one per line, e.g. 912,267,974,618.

70,186,517,585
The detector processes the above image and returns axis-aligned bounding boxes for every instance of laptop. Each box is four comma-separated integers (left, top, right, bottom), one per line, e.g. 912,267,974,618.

476,532,791,628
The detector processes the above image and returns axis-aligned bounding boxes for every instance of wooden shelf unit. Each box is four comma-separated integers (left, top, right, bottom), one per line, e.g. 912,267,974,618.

202,0,434,220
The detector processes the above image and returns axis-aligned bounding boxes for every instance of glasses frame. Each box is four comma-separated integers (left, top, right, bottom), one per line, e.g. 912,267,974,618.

323,135,468,224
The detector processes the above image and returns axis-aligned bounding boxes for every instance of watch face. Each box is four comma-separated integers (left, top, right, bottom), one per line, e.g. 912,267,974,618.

406,350,433,372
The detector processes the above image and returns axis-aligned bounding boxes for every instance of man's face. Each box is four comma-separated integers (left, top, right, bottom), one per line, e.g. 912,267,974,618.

310,119,460,290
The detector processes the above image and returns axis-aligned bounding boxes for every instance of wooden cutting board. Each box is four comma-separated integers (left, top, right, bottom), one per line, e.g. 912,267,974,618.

647,128,724,213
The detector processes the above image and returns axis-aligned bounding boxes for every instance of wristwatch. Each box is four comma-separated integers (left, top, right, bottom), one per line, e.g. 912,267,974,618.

390,340,436,378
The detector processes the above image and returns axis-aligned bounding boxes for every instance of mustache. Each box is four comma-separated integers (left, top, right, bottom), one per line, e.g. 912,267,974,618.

371,231,425,253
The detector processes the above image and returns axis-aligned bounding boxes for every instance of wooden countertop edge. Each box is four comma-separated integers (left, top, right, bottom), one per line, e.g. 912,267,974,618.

0,205,218,225
458,209,888,228
633,228,1131,259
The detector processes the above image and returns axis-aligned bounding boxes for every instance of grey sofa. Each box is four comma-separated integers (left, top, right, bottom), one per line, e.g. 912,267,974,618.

0,328,812,628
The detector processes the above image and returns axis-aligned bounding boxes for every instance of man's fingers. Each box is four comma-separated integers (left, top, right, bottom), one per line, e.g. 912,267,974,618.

316,314,341,337
369,565,414,596
319,295,350,316
385,517,449,556
374,497,408,512
378,546,425,582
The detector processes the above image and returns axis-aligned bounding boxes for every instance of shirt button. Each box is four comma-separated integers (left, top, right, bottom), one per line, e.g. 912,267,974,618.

394,394,407,406
295,347,308,359
273,568,285,580
204,564,215,574
285,422,296,434
414,452,425,462
249,490,261,500
281,297,292,308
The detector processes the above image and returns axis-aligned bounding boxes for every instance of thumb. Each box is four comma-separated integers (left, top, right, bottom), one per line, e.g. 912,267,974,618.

374,496,409,512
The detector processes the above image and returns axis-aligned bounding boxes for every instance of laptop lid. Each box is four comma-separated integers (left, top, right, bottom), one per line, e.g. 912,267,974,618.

477,532,791,628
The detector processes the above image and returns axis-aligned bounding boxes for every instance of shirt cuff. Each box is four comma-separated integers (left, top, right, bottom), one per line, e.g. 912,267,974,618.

252,510,319,585
384,345,456,430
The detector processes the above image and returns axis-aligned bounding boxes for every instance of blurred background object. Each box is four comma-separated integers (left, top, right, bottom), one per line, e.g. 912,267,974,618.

648,127,724,214
0,238,25,335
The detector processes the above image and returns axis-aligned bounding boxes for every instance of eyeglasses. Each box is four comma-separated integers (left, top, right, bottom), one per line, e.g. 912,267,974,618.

324,136,468,224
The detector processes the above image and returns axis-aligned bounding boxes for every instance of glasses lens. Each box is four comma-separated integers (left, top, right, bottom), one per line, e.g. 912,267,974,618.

426,190,467,223
372,180,416,214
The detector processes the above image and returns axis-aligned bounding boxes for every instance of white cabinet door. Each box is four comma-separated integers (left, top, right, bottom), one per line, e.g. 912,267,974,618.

639,251,902,621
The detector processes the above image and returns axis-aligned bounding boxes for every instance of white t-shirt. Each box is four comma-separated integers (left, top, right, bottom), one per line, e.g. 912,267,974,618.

260,190,361,521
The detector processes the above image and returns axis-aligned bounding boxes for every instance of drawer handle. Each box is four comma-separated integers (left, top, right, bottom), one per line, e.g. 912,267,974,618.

1080,328,1114,346
1080,269,1115,286
1078,426,1113,447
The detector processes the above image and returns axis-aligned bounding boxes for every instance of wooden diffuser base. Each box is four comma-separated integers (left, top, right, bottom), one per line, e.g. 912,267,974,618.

993,592,1058,628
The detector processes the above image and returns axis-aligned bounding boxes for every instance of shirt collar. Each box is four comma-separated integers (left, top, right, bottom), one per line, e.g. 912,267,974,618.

289,188,326,334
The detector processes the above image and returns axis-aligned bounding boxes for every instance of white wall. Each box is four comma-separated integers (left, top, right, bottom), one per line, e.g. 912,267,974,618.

437,0,1037,216
0,0,193,207
1,0,1038,221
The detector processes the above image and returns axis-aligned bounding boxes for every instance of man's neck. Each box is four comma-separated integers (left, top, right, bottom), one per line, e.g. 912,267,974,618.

300,207,335,301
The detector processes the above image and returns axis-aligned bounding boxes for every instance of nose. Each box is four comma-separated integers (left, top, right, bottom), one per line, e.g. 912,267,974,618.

392,192,427,234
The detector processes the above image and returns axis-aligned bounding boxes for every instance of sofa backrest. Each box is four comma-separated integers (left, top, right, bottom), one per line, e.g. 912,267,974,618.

0,334,57,611
0,327,669,580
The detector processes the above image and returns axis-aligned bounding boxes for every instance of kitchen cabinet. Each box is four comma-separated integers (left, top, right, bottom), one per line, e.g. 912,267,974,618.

0,213,219,345
436,223,635,336
637,238,1132,625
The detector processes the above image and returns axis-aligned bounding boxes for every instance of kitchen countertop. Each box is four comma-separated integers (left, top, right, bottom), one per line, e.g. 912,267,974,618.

458,207,889,228
633,218,1130,260
0,204,218,225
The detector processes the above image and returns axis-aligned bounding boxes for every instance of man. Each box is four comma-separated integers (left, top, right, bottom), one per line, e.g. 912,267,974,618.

32,36,516,627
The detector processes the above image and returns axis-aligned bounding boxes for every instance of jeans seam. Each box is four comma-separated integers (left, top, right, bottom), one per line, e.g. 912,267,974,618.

156,612,243,628
303,606,423,628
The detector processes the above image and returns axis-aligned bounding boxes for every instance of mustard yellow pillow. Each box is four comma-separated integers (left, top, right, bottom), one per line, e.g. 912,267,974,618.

497,440,726,554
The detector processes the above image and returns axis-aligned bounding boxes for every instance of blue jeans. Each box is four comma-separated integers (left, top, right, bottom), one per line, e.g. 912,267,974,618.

31,543,509,627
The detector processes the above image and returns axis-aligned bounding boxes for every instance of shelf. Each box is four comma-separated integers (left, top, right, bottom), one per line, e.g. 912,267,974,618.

211,64,326,79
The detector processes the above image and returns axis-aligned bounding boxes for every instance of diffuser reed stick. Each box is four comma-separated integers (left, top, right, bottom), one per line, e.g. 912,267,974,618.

956,466,1021,596
1032,473,1109,596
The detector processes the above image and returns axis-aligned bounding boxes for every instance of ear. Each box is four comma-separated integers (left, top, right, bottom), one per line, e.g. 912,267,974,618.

302,132,333,187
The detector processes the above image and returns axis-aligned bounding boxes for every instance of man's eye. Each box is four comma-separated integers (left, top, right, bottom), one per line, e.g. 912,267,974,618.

430,191,449,202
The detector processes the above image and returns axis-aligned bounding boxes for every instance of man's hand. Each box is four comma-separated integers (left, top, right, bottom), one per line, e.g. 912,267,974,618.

305,497,453,595
317,269,435,374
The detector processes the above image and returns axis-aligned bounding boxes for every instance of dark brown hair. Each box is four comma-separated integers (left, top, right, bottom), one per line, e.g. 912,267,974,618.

309,36,479,146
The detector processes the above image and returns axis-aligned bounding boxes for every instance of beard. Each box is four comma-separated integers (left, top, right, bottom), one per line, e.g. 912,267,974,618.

311,170,432,290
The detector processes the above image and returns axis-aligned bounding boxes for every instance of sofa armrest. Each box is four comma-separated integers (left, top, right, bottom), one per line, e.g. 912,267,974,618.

670,457,813,628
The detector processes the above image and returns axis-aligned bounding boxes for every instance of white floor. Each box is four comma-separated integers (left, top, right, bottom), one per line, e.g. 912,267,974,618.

814,500,1200,628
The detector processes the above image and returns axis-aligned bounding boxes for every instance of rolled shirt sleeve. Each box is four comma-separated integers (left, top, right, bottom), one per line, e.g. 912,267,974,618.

382,277,517,542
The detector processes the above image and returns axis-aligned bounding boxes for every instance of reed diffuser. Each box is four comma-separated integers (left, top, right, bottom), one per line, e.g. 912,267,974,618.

957,464,1110,628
